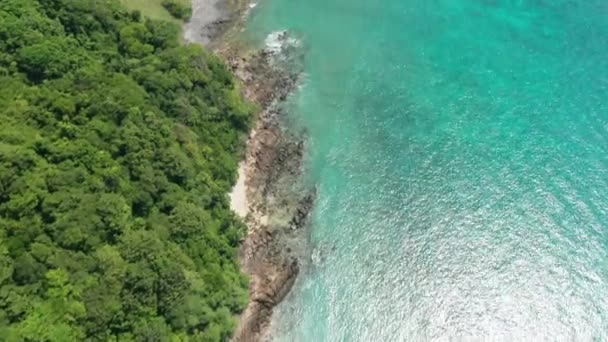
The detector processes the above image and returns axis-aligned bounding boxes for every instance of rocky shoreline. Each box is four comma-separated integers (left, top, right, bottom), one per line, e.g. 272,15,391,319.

221,35,314,341
185,5,314,341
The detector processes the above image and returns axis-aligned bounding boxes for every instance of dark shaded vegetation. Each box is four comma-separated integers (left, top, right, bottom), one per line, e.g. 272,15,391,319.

162,0,192,21
0,0,252,340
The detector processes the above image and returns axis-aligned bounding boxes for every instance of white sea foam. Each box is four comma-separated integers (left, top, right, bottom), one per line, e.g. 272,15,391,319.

264,30,301,55
244,2,258,18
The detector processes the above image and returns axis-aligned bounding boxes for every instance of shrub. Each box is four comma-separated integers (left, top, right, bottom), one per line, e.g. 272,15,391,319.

161,0,192,21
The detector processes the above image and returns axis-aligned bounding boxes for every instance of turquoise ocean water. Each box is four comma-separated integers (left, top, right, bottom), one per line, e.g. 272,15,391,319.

244,1,608,340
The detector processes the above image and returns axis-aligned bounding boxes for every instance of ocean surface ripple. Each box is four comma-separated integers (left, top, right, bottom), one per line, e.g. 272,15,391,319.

244,0,608,340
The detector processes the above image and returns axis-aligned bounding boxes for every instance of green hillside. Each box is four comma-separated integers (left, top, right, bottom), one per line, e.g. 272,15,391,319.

120,0,192,24
0,0,251,340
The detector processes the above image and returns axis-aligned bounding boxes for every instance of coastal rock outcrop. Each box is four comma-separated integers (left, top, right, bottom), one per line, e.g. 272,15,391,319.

185,2,312,339
221,32,314,342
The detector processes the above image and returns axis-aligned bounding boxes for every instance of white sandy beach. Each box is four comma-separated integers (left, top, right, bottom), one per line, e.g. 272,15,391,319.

229,162,248,217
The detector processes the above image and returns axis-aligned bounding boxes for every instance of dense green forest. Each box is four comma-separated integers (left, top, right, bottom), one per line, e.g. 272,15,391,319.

0,0,252,340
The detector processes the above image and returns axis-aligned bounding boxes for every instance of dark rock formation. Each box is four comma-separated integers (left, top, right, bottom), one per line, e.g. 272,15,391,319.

223,33,315,342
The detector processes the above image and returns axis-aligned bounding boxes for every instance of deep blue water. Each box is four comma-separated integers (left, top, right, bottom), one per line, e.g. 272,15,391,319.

244,1,608,340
